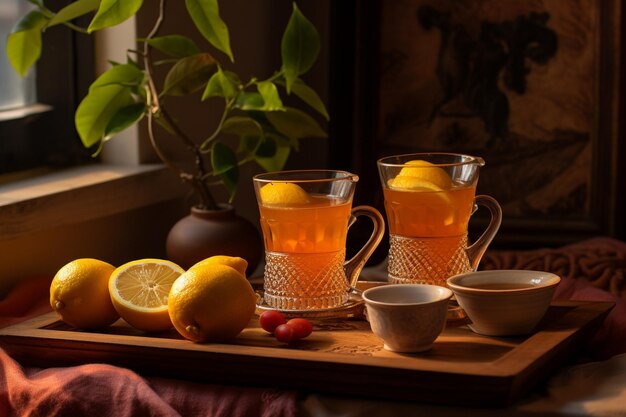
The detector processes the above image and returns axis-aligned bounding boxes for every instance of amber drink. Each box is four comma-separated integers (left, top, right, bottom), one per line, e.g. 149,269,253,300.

378,154,502,286
254,170,384,310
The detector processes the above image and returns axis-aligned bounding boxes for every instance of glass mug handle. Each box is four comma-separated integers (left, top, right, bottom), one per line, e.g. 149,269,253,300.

466,195,502,271
343,205,386,289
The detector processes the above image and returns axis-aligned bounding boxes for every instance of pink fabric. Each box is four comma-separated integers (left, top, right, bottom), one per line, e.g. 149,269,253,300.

0,277,297,417
553,276,626,361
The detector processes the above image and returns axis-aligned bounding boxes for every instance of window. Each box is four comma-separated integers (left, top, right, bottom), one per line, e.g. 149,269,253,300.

0,1,35,112
0,0,93,176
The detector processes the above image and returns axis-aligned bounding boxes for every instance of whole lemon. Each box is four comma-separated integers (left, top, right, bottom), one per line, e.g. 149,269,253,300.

168,264,257,343
50,258,119,329
188,255,249,277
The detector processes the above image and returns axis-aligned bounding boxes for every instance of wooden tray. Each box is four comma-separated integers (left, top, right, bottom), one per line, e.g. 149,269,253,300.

0,300,613,407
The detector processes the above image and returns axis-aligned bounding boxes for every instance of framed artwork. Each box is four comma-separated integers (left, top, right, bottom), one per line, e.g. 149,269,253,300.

330,0,625,249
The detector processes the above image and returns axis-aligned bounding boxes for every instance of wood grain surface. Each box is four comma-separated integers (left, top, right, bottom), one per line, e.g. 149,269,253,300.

0,301,613,407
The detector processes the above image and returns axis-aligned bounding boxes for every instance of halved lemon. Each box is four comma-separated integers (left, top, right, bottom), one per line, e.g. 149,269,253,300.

259,182,310,206
109,259,184,332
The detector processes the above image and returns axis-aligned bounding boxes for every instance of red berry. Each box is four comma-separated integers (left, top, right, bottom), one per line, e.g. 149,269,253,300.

286,318,313,339
274,324,295,343
259,310,286,333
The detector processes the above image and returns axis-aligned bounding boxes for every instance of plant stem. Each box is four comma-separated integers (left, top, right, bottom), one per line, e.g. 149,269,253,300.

62,22,88,33
142,0,218,210
200,99,233,152
160,109,218,209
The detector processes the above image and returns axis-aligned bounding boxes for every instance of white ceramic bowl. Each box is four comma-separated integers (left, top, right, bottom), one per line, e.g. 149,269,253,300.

362,284,452,353
446,270,561,336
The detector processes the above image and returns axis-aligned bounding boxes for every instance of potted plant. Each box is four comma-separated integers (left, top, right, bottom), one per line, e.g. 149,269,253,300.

6,0,328,272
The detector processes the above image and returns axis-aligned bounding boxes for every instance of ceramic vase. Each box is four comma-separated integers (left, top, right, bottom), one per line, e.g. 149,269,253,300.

166,204,262,276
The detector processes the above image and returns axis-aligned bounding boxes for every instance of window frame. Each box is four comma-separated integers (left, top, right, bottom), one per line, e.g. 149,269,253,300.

0,1,94,175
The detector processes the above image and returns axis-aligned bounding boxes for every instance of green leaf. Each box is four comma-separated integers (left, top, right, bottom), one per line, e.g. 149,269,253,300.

88,0,143,33
91,62,144,89
48,0,100,27
238,135,261,154
237,135,288,172
104,102,145,139
211,141,238,196
202,66,238,100
75,64,144,148
143,35,200,58
256,144,291,172
6,11,49,76
244,111,292,145
185,0,233,62
162,53,217,96
27,0,45,7
254,136,277,158
256,81,284,111
282,78,329,120
266,107,326,141
234,92,265,110
222,116,262,136
76,87,135,148
281,3,320,92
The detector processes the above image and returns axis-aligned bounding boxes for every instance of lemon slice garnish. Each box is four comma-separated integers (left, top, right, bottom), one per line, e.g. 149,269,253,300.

397,160,452,189
259,182,310,206
388,177,455,225
388,176,444,191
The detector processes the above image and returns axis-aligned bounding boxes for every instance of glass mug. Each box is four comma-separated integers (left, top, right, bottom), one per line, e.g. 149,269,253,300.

253,170,385,310
377,153,502,286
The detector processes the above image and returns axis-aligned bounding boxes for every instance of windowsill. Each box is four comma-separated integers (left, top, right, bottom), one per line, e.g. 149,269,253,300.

0,103,53,122
0,164,186,242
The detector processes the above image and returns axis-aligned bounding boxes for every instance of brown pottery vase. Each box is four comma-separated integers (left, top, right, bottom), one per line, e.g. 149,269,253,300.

166,204,263,276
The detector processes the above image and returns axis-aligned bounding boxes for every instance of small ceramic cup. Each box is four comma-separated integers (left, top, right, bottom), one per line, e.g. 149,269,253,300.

447,270,561,336
362,284,452,353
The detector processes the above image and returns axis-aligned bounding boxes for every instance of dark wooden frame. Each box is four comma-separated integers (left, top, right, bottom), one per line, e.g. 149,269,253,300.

329,0,626,250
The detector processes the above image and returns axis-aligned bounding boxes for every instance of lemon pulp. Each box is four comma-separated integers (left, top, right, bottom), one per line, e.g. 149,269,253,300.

109,258,184,332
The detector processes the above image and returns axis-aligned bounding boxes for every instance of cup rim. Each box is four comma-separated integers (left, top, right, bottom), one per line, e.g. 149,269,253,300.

446,270,561,294
253,169,358,184
362,284,453,307
376,152,485,168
